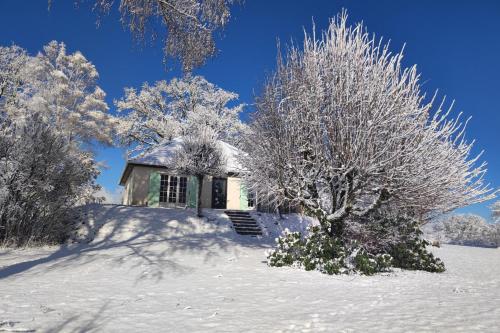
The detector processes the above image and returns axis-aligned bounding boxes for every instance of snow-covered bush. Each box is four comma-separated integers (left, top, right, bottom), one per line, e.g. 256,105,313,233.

425,214,499,248
386,218,445,272
0,114,100,247
268,218,444,275
248,12,493,274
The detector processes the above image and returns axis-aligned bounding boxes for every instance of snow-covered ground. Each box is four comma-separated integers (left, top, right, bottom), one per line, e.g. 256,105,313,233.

1,205,499,332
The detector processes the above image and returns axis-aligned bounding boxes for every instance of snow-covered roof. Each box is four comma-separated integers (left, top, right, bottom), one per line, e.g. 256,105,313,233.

120,137,244,185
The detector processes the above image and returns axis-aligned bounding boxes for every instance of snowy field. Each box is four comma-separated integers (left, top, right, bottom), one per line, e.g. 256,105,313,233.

1,205,499,332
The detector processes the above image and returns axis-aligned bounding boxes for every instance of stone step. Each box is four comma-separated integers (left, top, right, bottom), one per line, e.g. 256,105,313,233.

224,210,250,216
234,225,261,231
226,214,252,218
232,221,258,226
230,218,256,223
235,230,262,235
234,227,261,234
225,210,262,236
230,217,255,222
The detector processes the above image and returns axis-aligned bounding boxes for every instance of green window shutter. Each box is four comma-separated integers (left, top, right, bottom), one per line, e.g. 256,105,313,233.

187,176,198,208
240,182,249,210
148,171,161,207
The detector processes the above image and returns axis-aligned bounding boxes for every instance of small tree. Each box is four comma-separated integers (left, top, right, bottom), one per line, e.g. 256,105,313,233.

174,128,225,217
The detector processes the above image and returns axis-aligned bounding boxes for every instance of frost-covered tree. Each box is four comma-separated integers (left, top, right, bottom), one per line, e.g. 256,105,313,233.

115,75,246,155
174,128,225,217
0,113,100,246
0,45,28,104
0,42,115,246
52,0,237,71
246,12,496,273
491,201,500,222
490,202,500,245
245,12,495,232
0,41,116,145
425,214,498,248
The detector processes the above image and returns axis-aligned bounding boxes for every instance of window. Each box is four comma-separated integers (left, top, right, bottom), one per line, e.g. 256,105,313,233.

159,174,169,203
179,177,187,204
248,191,255,208
159,174,188,205
168,176,178,203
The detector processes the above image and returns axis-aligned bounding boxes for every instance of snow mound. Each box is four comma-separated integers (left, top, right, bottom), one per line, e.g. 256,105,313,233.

1,205,500,332
251,211,319,239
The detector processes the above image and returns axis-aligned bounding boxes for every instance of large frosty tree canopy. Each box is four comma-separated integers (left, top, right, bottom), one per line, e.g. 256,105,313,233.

0,41,116,145
115,75,246,156
244,12,497,228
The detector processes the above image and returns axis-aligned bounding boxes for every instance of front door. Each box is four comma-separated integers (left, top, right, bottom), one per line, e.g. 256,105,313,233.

211,177,227,209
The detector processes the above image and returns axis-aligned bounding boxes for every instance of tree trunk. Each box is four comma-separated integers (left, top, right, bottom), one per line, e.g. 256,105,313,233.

303,204,345,238
196,174,204,217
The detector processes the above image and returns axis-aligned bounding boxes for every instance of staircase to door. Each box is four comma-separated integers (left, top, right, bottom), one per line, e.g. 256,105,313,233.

225,210,262,236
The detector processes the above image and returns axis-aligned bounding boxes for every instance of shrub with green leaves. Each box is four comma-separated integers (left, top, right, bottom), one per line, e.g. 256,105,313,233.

267,218,445,275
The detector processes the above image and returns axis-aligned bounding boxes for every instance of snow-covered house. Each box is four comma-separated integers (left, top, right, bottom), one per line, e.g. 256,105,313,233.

119,138,255,210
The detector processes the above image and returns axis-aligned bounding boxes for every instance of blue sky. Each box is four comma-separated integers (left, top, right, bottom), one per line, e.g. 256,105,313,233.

1,0,499,219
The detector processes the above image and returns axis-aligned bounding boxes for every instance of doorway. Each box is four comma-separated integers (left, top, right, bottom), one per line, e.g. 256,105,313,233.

211,177,227,209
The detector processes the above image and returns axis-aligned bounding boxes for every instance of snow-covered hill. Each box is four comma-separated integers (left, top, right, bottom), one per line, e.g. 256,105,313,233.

0,205,499,332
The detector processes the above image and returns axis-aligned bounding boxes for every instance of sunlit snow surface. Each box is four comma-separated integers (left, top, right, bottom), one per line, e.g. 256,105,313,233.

0,205,499,332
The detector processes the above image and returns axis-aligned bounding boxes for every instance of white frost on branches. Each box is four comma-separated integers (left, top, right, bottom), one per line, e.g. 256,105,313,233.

115,75,246,156
425,214,500,248
0,41,116,145
0,114,101,246
174,128,226,216
0,45,28,103
243,12,497,230
64,0,236,71
174,128,226,177
0,41,114,245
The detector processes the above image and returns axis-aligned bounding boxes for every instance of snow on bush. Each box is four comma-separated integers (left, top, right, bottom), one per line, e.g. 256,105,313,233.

244,11,496,274
268,217,445,275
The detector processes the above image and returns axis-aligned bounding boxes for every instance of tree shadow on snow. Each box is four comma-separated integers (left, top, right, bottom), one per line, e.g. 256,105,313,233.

0,204,274,282
44,301,111,333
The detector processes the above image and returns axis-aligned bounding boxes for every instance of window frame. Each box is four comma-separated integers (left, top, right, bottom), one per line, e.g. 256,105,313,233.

247,190,256,208
158,173,188,207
